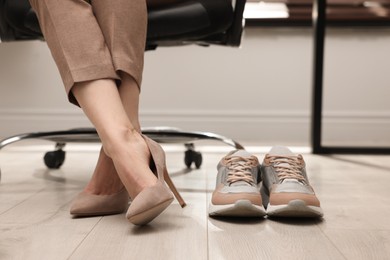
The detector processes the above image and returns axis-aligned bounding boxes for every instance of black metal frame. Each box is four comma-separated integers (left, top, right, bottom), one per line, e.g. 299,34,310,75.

311,0,390,154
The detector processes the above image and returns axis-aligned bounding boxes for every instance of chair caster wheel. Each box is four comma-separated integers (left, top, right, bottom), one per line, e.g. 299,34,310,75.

194,152,202,169
44,150,66,169
184,149,203,169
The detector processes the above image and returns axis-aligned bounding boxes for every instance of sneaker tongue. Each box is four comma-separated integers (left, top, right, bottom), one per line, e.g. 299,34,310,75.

269,146,295,156
231,150,253,158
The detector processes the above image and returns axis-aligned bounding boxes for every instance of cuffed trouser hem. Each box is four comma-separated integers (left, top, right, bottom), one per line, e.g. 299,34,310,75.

64,59,142,106
29,0,147,107
114,58,143,91
63,64,120,106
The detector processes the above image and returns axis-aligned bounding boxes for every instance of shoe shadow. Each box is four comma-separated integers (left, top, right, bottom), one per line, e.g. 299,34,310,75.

168,168,192,178
129,221,179,235
33,168,67,183
208,216,266,236
209,216,265,226
127,205,189,235
128,214,201,235
266,216,323,226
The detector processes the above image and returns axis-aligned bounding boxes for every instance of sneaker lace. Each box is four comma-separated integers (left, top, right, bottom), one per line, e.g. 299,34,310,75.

268,155,306,184
225,156,257,186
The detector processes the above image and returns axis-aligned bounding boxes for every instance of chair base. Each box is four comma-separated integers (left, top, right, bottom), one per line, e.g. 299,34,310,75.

0,127,244,178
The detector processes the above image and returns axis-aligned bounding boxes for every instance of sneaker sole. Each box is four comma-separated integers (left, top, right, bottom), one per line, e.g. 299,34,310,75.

266,200,323,218
209,200,266,217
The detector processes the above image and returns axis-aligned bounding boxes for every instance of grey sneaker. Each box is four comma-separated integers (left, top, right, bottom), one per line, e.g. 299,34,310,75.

209,150,266,217
260,146,323,217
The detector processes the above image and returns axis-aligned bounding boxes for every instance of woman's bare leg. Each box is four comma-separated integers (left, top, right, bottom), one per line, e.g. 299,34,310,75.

118,73,142,132
29,0,149,197
72,79,156,199
82,74,143,195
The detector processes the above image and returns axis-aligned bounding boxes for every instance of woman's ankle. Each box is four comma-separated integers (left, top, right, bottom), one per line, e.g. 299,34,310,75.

84,148,124,195
101,126,143,159
102,131,158,199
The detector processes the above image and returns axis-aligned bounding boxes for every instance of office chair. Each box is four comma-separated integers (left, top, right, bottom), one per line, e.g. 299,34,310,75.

0,0,246,173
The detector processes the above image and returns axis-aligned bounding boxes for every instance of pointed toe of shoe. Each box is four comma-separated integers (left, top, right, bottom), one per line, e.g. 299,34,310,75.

126,182,174,225
70,189,129,217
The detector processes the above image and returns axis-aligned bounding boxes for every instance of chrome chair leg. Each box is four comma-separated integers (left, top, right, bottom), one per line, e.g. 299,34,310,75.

0,127,244,178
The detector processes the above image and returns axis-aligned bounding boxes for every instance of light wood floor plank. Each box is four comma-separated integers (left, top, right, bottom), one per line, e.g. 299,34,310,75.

322,229,390,260
0,186,100,260
69,194,208,260
206,153,344,260
69,152,209,260
0,214,101,260
208,218,346,260
1,145,390,260
0,149,101,259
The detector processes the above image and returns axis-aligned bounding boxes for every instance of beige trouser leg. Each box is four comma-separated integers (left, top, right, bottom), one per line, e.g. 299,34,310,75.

29,0,147,105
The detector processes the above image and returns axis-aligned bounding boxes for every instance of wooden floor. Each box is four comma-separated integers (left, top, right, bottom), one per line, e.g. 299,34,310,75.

1,143,390,260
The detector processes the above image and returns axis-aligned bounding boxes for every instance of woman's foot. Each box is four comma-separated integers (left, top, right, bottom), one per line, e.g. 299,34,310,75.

70,147,129,217
100,129,186,225
103,129,158,200
124,135,185,225
70,129,158,217
83,147,124,195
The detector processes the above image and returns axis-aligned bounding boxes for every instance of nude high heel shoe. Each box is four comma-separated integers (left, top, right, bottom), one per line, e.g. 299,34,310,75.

70,188,129,217
126,135,186,225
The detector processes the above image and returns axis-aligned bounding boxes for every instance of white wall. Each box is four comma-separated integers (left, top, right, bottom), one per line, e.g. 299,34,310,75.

1,27,390,147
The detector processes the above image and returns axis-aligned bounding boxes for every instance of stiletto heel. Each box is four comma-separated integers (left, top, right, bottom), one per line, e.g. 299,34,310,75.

126,135,186,225
70,188,129,217
164,167,186,208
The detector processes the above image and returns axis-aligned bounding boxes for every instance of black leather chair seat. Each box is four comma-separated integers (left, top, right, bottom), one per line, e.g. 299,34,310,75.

0,0,235,47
